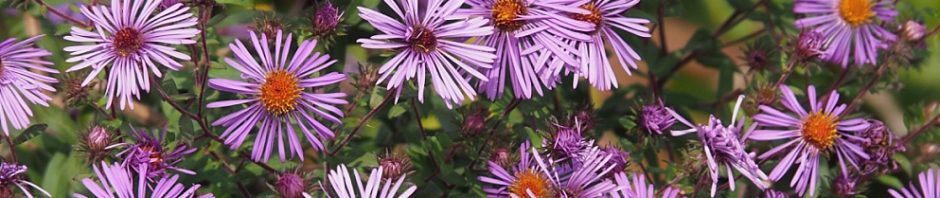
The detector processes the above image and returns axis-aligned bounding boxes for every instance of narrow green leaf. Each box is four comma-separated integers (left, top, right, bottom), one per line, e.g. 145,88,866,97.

14,124,47,145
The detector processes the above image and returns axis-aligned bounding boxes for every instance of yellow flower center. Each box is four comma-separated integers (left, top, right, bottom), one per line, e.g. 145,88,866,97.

509,169,553,197
571,3,603,30
838,0,875,27
492,0,527,32
409,26,437,53
801,112,840,149
260,70,302,116
113,27,144,57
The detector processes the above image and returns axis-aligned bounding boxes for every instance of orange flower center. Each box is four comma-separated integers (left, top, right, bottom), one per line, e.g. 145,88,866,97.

492,0,527,32
260,70,302,116
509,169,553,197
409,26,437,53
113,27,144,57
838,0,874,27
139,145,164,167
571,3,603,30
801,112,840,149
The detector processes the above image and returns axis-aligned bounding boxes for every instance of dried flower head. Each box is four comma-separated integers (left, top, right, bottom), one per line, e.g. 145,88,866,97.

794,29,826,61
379,153,413,179
461,108,488,137
742,41,776,71
311,1,343,38
857,119,905,175
833,174,858,197
639,104,677,135
491,148,514,169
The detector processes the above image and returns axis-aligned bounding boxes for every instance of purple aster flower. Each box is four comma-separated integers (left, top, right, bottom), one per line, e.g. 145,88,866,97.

563,0,651,90
639,104,677,135
459,0,596,100
357,0,495,107
75,162,214,198
115,126,196,178
762,190,787,198
548,122,590,160
751,85,871,197
889,168,940,198
64,0,199,110
207,30,348,162
542,147,619,197
0,162,50,197
613,172,685,198
320,164,418,198
668,96,770,197
0,35,58,135
832,173,858,197
479,142,556,197
794,0,897,67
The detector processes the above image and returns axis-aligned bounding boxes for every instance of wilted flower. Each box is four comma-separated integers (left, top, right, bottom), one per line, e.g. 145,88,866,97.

311,1,343,38
574,109,595,131
115,126,196,178
276,172,309,198
461,108,488,136
0,35,58,135
379,153,413,179
639,104,677,135
833,174,858,197
548,122,589,160
207,30,347,162
62,72,94,106
900,20,927,42
540,147,619,197
794,30,826,61
64,0,199,110
669,96,770,197
320,164,418,198
601,146,630,175
888,168,940,198
751,85,871,197
75,162,214,198
358,0,495,107
794,0,897,67
742,41,776,71
0,162,50,197
857,119,904,175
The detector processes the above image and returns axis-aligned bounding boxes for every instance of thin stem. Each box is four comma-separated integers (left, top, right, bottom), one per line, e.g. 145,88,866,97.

237,151,281,173
825,67,850,96
773,60,798,88
842,63,888,116
196,4,214,117
901,112,940,145
4,134,17,162
36,0,91,28
657,0,668,55
150,75,221,143
328,91,395,156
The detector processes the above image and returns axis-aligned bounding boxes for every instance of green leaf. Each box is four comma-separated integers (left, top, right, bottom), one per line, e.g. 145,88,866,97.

13,124,47,145
619,116,637,129
216,0,253,8
876,175,904,189
369,88,387,108
728,0,753,10
388,105,406,118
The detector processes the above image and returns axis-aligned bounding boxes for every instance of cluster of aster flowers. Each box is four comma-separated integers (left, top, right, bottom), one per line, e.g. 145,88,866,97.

358,0,651,107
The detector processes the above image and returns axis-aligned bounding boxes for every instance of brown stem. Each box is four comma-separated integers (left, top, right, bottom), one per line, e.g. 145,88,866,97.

196,4,213,117
901,112,940,145
468,99,522,169
657,0,668,55
773,60,798,88
841,63,888,116
150,75,219,143
37,0,91,28
328,91,395,156
4,134,17,162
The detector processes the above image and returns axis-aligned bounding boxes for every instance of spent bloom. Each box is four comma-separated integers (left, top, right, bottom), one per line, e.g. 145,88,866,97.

856,119,904,175
319,164,418,198
357,0,495,107
207,30,347,162
75,162,213,198
751,85,872,197
762,190,787,198
548,122,589,160
562,0,651,90
794,0,897,67
64,0,198,110
613,172,685,198
889,168,940,198
478,142,555,197
668,96,770,197
311,1,343,38
0,35,58,135
639,104,677,135
115,126,196,178
459,0,596,100
541,147,619,197
832,174,859,197
601,146,630,175
794,29,826,61
0,162,50,197
276,172,309,198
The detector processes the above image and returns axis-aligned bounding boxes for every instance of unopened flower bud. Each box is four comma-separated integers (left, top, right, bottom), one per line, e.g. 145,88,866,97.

312,2,342,38
276,173,307,198
639,104,676,135
379,154,412,179
901,20,927,42
796,30,825,60
461,109,487,137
